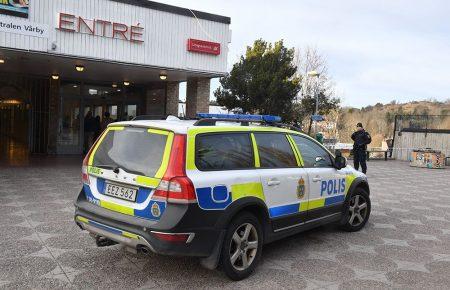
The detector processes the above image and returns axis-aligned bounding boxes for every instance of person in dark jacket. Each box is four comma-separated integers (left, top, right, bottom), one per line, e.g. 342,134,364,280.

93,115,102,140
83,111,95,155
351,122,371,174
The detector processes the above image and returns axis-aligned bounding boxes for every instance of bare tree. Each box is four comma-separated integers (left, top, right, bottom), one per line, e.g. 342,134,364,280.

294,46,334,100
293,46,340,134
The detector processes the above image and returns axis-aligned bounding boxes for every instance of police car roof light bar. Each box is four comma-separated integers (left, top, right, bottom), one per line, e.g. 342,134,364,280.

194,113,304,132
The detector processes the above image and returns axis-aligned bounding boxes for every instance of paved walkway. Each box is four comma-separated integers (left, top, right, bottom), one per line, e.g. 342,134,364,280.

0,160,449,289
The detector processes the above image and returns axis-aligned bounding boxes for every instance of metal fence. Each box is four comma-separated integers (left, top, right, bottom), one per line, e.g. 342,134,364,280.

392,114,450,161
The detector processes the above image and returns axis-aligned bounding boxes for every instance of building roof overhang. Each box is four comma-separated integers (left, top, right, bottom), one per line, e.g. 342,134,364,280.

110,0,231,24
0,48,225,84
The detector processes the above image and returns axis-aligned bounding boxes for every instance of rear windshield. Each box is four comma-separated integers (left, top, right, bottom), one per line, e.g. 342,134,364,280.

92,127,168,177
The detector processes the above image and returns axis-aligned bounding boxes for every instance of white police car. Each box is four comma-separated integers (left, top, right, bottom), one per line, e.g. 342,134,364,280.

74,113,370,280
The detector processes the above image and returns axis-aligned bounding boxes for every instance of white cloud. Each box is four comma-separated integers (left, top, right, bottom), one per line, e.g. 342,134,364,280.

162,0,450,107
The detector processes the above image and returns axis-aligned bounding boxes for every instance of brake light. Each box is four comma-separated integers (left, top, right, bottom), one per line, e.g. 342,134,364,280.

152,134,197,204
81,132,103,185
81,154,90,185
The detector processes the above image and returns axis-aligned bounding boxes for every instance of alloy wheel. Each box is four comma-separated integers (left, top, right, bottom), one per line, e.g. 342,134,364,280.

229,223,258,271
348,194,368,227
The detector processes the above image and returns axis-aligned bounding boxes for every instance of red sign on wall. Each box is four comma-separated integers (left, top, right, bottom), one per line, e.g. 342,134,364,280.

187,39,220,55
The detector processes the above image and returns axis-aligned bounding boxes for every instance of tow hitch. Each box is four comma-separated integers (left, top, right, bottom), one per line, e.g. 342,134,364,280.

91,234,118,247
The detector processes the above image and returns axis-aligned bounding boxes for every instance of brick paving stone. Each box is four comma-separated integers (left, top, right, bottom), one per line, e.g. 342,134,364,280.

0,159,449,289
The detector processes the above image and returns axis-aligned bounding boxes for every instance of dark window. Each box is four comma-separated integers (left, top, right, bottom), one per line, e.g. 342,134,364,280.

93,127,168,177
254,133,297,168
196,133,254,170
291,135,333,168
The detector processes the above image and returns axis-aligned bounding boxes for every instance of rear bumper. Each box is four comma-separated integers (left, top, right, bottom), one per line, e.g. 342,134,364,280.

75,216,155,251
74,191,223,257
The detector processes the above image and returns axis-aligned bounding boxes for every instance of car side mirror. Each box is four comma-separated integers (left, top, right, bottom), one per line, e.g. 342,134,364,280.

334,150,347,169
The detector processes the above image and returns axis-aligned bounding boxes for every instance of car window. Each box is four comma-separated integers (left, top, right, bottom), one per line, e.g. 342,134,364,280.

93,127,168,177
253,133,297,168
290,135,333,168
196,133,254,171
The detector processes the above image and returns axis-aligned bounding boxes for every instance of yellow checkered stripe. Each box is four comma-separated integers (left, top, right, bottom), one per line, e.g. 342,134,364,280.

231,182,265,201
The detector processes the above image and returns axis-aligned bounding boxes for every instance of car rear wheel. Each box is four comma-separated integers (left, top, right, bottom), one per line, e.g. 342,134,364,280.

221,212,263,280
340,188,371,232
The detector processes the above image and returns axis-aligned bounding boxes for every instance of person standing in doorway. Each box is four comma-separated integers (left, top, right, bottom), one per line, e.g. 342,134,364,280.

83,111,95,155
351,122,371,174
101,111,113,131
93,115,101,140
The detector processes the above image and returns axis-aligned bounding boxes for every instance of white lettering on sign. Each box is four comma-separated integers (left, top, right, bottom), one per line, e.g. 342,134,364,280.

0,15,49,38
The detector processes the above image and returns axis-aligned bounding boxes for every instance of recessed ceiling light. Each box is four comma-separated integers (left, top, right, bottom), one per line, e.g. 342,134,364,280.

123,81,130,86
112,83,117,88
75,65,85,72
117,89,121,92
73,85,78,88
0,59,5,64
51,74,59,80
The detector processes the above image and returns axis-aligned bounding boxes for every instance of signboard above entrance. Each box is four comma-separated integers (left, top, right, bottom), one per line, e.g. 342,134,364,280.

187,39,220,55
0,15,48,38
57,12,144,43
0,0,29,18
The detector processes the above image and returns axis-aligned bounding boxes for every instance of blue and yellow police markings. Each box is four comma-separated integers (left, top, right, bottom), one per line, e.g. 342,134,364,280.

269,178,348,218
196,177,355,218
196,185,231,210
76,216,139,240
321,178,346,196
83,180,166,221
269,203,301,218
320,177,346,206
196,182,265,210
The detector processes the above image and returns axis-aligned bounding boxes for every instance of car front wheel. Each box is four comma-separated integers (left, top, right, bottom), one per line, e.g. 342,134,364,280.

221,212,263,280
340,188,371,232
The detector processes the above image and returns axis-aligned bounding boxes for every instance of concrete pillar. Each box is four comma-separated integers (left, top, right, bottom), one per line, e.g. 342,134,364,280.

47,78,60,154
165,82,179,117
186,78,210,118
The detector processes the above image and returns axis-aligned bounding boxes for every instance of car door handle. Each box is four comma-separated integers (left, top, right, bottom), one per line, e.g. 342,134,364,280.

267,179,281,186
312,177,322,182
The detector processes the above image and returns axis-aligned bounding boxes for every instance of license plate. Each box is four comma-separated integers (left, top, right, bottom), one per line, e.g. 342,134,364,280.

104,183,138,202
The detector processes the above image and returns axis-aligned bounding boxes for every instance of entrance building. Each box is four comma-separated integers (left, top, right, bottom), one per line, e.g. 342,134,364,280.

0,0,231,158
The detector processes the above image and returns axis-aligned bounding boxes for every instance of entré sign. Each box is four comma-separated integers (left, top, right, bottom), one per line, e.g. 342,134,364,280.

57,12,144,43
187,38,220,55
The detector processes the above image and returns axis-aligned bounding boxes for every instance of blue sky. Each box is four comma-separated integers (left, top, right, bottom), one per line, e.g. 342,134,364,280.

163,0,450,107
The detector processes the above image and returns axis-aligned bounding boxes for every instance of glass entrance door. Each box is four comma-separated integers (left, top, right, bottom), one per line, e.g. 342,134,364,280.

57,81,145,155
57,96,81,154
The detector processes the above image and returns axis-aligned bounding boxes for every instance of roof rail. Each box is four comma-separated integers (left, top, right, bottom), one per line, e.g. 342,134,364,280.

132,115,193,121
132,114,167,121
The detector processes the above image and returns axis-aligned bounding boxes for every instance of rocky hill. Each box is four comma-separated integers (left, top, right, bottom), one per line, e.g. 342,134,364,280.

334,100,450,147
